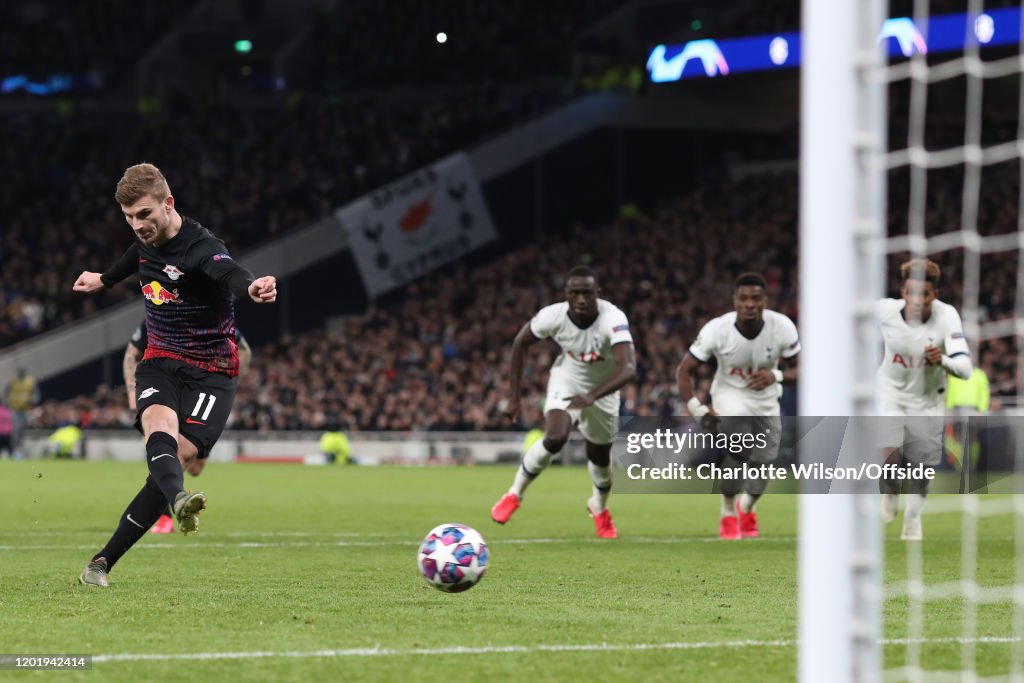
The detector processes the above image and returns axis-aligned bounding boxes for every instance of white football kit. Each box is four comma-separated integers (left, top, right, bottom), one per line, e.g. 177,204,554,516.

689,310,800,416
688,310,800,462
530,299,634,445
876,298,971,463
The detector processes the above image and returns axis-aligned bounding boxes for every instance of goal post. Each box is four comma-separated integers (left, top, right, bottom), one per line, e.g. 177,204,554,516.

799,0,888,681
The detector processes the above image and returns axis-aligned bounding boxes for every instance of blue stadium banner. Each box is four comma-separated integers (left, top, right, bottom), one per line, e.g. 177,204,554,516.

647,7,1022,84
338,153,498,298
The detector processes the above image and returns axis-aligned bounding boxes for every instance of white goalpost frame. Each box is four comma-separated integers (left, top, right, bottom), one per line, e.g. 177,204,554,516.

799,0,887,682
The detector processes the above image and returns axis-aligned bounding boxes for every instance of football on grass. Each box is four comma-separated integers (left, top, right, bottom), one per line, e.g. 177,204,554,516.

417,523,489,593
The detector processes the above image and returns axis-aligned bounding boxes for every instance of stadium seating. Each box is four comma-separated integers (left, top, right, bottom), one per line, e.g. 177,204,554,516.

0,0,628,346
11,1,1021,428
33,173,801,430
30,161,1020,430
0,1,199,85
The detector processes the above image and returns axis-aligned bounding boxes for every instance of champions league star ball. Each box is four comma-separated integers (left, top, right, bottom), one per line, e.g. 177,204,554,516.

417,523,489,593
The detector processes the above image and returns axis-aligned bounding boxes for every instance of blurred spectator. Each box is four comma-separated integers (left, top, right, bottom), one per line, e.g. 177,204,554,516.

0,0,628,346
0,1,198,91
39,173,801,430
0,86,563,346
47,421,83,459
320,426,352,465
6,367,40,458
30,156,1024,429
0,399,12,458
947,367,991,415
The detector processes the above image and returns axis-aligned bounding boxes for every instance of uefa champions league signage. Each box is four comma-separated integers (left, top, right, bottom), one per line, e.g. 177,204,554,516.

647,7,1020,83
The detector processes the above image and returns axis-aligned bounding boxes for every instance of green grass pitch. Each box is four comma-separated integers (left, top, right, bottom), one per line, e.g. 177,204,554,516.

0,460,1017,682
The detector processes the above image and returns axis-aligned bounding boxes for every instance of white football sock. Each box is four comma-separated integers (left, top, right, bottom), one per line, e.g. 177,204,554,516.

739,492,760,514
510,439,558,498
587,461,612,514
905,493,926,519
721,494,737,516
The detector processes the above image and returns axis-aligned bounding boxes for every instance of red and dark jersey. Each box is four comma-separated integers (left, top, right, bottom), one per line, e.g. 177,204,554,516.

104,217,255,376
130,318,247,355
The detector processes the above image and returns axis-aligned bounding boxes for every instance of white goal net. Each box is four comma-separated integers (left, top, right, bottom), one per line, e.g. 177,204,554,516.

801,1,1024,681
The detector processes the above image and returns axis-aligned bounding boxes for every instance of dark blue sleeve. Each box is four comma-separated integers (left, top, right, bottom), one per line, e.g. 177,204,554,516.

195,240,256,300
101,242,140,288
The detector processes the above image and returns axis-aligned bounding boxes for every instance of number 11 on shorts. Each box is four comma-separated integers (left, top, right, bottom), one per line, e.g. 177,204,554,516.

191,393,217,421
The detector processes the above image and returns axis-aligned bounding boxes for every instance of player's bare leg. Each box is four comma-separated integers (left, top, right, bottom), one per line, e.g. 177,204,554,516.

901,473,928,541
585,441,617,539
717,454,742,540
879,447,901,524
492,410,572,524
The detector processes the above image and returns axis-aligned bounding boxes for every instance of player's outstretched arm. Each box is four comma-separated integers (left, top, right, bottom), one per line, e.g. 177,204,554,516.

198,241,276,304
247,276,277,304
505,322,540,421
72,272,104,293
78,242,141,293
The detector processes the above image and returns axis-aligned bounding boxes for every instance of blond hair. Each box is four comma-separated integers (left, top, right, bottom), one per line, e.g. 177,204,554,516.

115,163,171,206
900,258,941,287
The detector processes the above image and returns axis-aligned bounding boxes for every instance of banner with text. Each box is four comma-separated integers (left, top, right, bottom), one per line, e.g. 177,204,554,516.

338,153,498,298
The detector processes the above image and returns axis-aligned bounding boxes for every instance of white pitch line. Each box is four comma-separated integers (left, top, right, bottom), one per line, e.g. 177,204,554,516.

91,635,1023,664
3,532,1018,552
0,530,383,538
0,536,799,552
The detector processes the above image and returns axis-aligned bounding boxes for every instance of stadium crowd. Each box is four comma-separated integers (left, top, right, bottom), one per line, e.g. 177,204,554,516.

0,0,635,348
8,1,1023,430
302,0,622,92
32,173,801,430
0,87,568,348
28,156,1023,432
0,1,198,85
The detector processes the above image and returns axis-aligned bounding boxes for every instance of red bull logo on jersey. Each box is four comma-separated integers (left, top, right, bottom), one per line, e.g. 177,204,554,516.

142,281,181,305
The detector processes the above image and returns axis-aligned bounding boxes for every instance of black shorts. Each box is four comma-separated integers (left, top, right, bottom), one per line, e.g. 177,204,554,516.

134,358,238,459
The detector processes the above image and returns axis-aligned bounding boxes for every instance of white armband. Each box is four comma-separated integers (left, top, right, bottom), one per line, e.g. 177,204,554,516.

772,369,784,384
686,397,709,418
941,354,972,380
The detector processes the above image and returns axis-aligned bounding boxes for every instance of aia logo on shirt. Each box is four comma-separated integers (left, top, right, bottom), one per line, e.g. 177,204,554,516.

729,367,757,379
891,353,928,369
567,350,604,364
